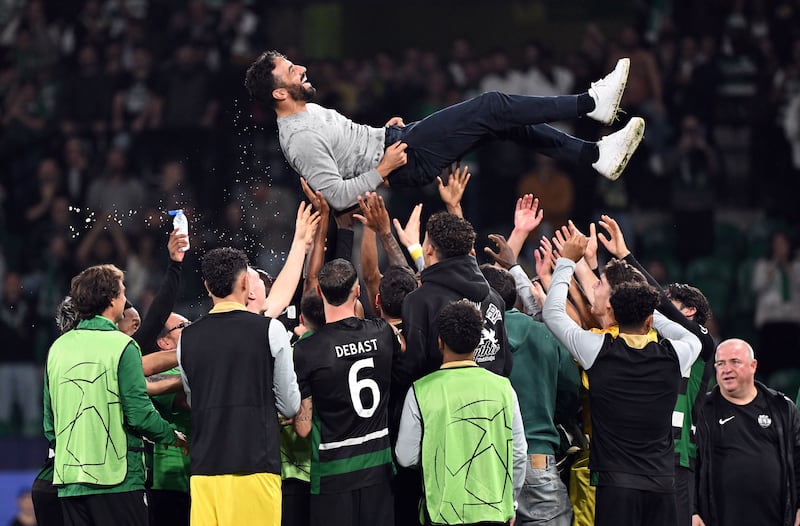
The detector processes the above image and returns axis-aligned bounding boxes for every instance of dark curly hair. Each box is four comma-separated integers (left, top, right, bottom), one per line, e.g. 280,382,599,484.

602,258,646,289
245,50,285,107
437,300,483,355
667,283,712,326
201,247,249,298
425,212,475,259
70,264,124,319
318,258,358,306
300,289,325,331
610,281,660,329
480,264,516,309
379,266,417,318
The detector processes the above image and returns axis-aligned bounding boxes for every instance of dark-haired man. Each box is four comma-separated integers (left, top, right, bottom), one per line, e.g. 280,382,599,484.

481,264,578,526
595,213,718,525
149,312,192,526
43,264,187,526
178,247,300,526
377,265,418,332
293,258,399,526
399,212,512,386
396,299,528,525
543,232,701,526
245,51,645,211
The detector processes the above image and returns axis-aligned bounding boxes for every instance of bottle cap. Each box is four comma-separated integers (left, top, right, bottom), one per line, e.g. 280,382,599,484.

168,209,184,216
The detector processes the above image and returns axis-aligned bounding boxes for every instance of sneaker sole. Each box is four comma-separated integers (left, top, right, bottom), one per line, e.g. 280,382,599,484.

606,117,645,181
591,58,630,125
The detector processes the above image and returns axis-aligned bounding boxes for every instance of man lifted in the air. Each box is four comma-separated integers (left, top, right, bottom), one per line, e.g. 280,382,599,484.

246,50,644,211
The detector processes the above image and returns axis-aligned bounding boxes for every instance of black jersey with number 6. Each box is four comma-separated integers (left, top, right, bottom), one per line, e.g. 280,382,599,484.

294,317,399,494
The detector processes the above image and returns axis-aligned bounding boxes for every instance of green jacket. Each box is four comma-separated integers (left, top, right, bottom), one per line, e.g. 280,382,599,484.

43,316,175,496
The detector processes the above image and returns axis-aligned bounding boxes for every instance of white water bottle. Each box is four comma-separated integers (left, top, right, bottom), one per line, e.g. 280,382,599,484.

168,209,190,252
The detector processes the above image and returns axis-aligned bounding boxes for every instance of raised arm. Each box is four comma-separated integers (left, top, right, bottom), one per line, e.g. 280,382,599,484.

135,229,187,354
652,311,701,375
354,192,409,269
484,233,538,315
264,201,320,318
300,178,330,293
436,163,471,218
507,194,543,260
543,232,606,369
393,204,424,272
360,228,381,318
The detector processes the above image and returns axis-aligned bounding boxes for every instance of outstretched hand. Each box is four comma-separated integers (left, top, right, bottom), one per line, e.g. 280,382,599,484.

514,194,543,234
597,214,631,259
167,229,189,262
484,233,517,270
568,221,598,269
294,201,321,247
561,230,588,263
300,177,330,217
393,203,422,249
530,280,547,311
354,192,392,235
437,163,471,211
535,236,556,280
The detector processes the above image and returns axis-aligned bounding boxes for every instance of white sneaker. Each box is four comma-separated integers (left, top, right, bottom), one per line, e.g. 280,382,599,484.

592,117,645,181
587,58,630,125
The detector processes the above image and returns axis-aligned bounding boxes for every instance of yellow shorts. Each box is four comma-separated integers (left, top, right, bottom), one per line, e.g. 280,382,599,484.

190,473,281,526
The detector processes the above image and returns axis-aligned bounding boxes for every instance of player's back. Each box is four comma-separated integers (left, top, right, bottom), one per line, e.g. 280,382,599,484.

294,316,398,494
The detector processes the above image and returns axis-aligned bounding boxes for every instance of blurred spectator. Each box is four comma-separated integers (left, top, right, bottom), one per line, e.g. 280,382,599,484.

61,136,92,207
479,49,523,94
85,146,146,231
609,26,670,169
111,46,161,152
0,271,39,437
217,0,260,64
151,160,197,212
752,230,800,376
520,42,575,133
58,44,113,141
76,214,129,269
517,155,574,239
667,114,719,263
9,488,36,526
0,78,49,160
24,157,64,230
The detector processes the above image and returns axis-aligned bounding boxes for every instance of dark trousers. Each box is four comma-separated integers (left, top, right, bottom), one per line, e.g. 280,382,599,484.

32,477,63,526
148,489,189,526
386,92,589,187
393,465,422,526
674,466,695,526
309,480,394,526
595,485,676,526
282,479,310,526
61,490,148,526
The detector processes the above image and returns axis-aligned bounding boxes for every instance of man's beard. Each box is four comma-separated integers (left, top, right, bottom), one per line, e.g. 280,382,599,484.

286,83,316,102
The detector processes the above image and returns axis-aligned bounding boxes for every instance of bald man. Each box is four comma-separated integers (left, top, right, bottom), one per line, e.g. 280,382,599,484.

693,339,800,526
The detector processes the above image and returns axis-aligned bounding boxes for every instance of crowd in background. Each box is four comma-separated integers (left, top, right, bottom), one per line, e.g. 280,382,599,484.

1,0,800,439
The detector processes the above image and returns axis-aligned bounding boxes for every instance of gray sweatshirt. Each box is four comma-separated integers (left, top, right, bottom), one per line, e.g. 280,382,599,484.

277,103,386,210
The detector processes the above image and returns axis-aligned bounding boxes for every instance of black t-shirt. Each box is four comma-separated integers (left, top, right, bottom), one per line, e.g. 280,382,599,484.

711,391,782,526
294,317,400,494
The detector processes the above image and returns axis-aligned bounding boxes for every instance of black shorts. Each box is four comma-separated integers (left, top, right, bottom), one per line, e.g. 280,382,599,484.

310,480,394,526
61,490,149,526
